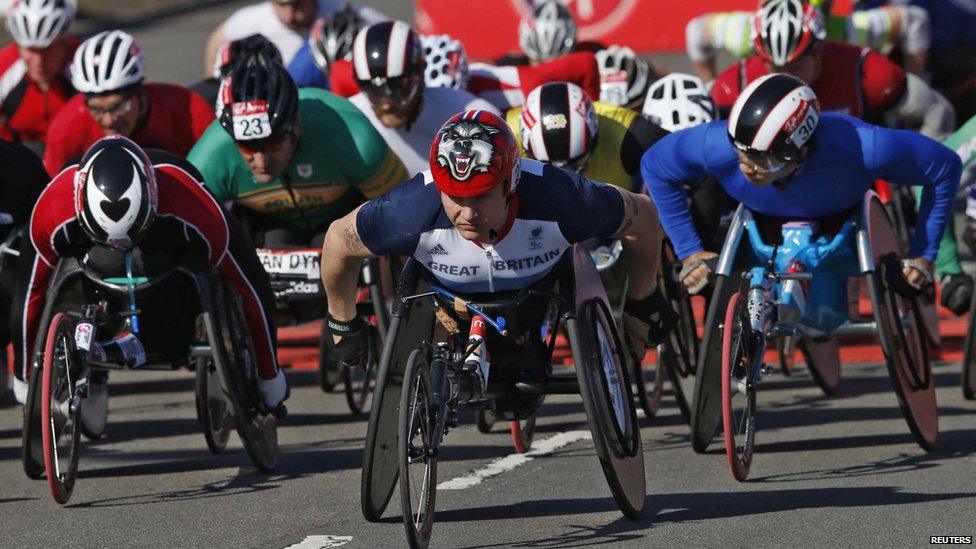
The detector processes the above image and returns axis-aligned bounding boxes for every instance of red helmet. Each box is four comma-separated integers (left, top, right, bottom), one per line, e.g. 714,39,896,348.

429,110,521,197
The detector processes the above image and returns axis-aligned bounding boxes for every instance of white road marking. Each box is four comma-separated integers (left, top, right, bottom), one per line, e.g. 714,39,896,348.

437,430,592,490
283,535,353,549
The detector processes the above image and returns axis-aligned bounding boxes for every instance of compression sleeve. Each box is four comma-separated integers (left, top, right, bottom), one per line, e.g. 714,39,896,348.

640,124,712,260
867,126,962,260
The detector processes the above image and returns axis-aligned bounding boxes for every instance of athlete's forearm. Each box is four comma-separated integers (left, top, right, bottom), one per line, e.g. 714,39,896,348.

322,209,374,321
614,189,662,299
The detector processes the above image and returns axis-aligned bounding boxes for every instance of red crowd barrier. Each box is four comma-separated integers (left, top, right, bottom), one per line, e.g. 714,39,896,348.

415,0,856,60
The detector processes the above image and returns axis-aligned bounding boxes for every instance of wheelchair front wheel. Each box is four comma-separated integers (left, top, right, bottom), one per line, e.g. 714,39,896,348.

398,348,438,549
720,293,756,482
41,312,81,504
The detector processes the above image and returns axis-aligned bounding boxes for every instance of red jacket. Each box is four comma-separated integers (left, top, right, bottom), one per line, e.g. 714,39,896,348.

0,38,80,143
43,82,214,174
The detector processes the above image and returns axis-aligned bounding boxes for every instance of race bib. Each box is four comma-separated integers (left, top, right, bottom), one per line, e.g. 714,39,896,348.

600,71,630,106
232,100,272,140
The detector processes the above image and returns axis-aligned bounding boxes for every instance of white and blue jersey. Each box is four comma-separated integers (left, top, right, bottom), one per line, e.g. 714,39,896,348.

356,159,625,293
641,113,962,261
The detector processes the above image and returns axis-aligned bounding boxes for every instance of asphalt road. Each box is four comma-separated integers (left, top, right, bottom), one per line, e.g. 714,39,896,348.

2,2,976,549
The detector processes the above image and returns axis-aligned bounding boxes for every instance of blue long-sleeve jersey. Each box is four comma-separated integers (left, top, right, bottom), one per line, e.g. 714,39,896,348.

641,113,962,261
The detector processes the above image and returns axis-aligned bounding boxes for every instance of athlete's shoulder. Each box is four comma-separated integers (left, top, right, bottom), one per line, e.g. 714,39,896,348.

712,58,766,109
0,43,20,72
356,171,445,255
425,86,496,113
594,102,638,127
150,149,206,183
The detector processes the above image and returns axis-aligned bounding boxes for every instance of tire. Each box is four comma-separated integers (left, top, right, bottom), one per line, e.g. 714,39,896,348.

570,298,644,519
631,353,663,420
867,265,938,451
344,329,379,415
41,312,81,504
317,330,342,393
398,348,438,549
22,362,45,480
961,292,976,400
207,284,278,472
476,409,496,433
661,344,692,425
195,357,232,454
510,416,536,454
691,273,737,453
720,294,756,482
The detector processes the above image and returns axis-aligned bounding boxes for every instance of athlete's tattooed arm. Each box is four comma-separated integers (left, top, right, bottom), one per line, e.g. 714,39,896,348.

323,205,375,322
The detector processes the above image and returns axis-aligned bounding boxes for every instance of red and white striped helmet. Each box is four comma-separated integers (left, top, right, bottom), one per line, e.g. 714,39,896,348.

352,21,425,104
753,0,826,67
728,73,820,160
520,81,599,172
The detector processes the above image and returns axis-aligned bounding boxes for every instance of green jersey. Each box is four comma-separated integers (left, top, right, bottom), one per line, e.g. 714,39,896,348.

189,87,407,232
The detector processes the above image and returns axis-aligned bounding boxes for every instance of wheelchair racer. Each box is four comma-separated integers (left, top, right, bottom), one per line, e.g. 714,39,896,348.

321,110,677,390
686,0,931,81
347,21,497,175
188,52,407,247
642,74,961,296
13,136,287,434
710,0,972,315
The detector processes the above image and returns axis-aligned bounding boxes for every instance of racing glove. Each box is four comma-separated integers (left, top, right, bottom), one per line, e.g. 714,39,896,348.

326,314,375,367
623,286,678,362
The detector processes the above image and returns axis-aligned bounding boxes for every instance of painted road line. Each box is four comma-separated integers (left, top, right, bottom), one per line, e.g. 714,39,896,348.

437,430,592,490
283,535,353,549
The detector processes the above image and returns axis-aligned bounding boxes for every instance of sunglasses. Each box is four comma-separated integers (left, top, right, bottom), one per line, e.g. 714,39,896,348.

86,98,133,119
235,128,293,154
358,75,421,105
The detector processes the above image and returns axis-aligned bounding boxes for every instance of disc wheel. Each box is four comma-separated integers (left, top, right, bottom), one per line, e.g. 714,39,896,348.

510,415,537,454
398,348,438,549
868,262,938,451
195,356,232,454
41,312,81,504
720,293,757,482
207,284,278,472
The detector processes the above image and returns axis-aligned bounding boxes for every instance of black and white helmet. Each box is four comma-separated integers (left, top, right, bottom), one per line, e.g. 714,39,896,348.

420,34,469,90
753,0,826,67
520,81,599,172
642,73,715,132
5,0,76,49
73,136,157,250
309,3,364,71
728,73,820,161
518,0,576,63
70,30,145,94
353,21,425,104
595,45,650,109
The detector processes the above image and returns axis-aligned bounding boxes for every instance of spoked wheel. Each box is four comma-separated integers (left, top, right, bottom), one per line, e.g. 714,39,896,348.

22,363,45,480
570,298,644,519
398,348,438,549
868,261,938,451
207,284,278,472
720,293,757,482
195,357,232,454
510,415,537,453
317,330,342,393
476,409,497,433
630,354,664,419
776,336,795,376
344,330,379,415
41,312,82,504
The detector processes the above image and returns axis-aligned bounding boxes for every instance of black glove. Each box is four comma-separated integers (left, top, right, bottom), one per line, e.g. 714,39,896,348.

326,315,374,367
883,254,932,299
940,273,974,317
622,286,678,359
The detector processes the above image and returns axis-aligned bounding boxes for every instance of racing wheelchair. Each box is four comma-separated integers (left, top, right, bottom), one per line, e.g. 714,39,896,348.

256,246,390,414
20,247,282,504
688,191,938,481
360,245,646,548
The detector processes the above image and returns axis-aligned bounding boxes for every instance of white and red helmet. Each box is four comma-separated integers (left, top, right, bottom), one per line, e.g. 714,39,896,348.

5,0,75,49
520,81,599,172
753,0,826,67
430,110,521,197
728,73,820,161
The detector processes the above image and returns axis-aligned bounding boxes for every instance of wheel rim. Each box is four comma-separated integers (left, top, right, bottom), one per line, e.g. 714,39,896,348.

49,332,78,485
404,369,435,540
723,294,755,479
883,283,930,390
42,314,81,503
596,319,630,438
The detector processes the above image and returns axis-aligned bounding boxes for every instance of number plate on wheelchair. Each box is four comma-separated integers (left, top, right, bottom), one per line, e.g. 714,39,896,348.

257,248,321,280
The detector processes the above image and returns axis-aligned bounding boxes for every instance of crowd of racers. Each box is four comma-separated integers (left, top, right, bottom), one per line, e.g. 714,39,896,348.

0,0,974,437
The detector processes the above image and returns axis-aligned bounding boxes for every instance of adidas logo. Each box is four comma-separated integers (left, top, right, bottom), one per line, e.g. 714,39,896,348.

428,244,448,255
